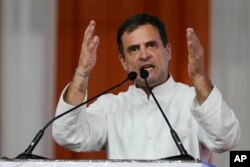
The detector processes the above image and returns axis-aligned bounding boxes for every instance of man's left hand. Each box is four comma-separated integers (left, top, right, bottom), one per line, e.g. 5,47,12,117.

186,28,213,104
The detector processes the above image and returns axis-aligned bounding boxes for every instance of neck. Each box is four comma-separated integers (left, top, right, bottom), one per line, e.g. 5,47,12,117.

141,85,151,99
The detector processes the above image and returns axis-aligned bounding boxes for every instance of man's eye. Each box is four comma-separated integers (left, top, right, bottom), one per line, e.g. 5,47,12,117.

147,42,157,48
148,44,155,48
128,46,139,53
131,48,138,52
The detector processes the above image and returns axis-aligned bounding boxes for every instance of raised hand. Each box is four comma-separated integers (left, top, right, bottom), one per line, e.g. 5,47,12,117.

65,20,99,105
186,28,205,80
186,28,213,104
77,20,100,76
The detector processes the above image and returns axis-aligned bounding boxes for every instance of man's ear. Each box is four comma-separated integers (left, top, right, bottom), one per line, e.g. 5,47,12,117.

166,43,172,61
119,54,128,71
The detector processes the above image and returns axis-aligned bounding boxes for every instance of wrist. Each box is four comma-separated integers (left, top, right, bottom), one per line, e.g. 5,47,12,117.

70,67,89,94
75,67,90,78
192,74,213,104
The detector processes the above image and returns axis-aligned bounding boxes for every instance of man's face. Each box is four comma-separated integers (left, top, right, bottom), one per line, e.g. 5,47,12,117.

120,24,171,87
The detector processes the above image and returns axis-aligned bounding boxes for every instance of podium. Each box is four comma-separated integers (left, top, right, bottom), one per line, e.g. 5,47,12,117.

0,159,215,167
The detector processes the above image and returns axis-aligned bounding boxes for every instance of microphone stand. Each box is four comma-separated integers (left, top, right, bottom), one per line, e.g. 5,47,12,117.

15,72,137,159
140,69,194,161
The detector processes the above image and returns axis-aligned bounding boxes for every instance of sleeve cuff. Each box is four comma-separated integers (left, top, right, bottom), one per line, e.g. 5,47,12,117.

190,86,222,120
55,83,88,120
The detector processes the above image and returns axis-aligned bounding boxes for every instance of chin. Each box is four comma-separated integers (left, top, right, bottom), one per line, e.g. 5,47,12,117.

148,75,168,86
140,78,159,88
147,81,160,88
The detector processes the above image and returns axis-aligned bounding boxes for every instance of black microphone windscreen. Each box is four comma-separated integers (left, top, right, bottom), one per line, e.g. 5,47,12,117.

140,69,149,79
128,71,137,81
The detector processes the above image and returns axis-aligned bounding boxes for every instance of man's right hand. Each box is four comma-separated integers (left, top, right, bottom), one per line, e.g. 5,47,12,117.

77,20,99,76
64,20,99,105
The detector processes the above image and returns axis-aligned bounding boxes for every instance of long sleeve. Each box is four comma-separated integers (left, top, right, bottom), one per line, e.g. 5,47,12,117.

52,78,241,160
52,85,107,152
190,86,241,153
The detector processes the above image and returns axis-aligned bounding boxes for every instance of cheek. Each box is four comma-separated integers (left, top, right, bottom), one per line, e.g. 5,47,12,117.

162,51,170,62
121,62,132,73
157,54,170,70
125,59,137,70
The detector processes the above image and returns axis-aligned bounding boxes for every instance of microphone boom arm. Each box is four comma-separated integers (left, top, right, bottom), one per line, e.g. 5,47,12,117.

140,69,194,161
143,79,188,155
16,72,137,159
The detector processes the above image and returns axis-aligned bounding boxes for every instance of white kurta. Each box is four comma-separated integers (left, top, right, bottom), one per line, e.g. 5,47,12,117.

52,76,240,162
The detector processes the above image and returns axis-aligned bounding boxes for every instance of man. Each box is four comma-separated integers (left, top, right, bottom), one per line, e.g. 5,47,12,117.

52,14,240,161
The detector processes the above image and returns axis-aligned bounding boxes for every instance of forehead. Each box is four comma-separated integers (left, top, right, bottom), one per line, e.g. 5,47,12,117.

122,24,161,46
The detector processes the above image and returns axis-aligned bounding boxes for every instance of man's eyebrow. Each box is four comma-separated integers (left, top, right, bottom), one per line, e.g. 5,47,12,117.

145,40,158,46
126,40,159,52
127,44,140,51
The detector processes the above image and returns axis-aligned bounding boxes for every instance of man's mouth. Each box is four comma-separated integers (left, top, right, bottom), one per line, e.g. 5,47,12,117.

140,64,155,71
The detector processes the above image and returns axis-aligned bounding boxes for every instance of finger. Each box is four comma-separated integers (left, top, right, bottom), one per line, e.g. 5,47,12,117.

83,20,94,40
88,36,100,53
86,20,96,44
186,28,194,52
186,28,202,53
83,20,96,47
186,28,197,39
187,28,201,45
92,36,100,52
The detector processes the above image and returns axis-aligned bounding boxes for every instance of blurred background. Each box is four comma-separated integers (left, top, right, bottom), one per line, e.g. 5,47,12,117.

0,0,249,167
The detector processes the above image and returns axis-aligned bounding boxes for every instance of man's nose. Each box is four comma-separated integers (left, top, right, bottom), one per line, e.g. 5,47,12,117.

139,47,150,60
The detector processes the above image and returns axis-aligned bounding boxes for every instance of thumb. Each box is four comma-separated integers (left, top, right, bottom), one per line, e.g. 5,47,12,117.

92,36,100,52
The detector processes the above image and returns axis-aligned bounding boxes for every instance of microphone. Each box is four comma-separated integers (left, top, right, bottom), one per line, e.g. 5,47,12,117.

15,71,137,159
140,69,194,161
